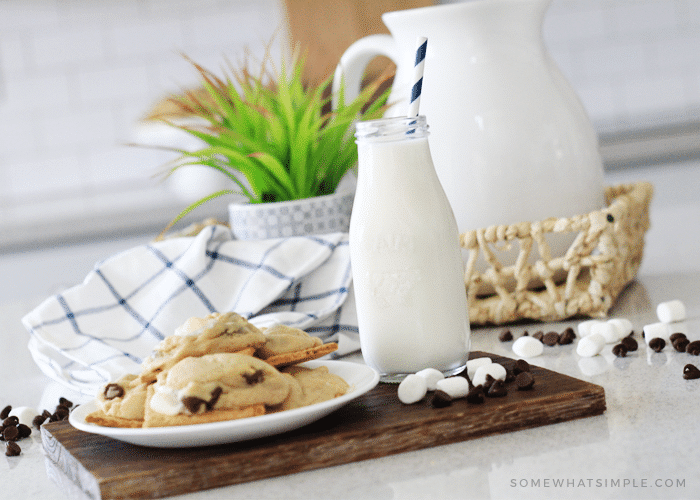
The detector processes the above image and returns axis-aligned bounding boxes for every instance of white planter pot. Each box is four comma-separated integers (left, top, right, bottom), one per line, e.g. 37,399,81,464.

228,190,355,240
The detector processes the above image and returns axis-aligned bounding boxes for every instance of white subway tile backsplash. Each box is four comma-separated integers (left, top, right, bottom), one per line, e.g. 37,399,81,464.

86,146,173,186
0,114,38,157
652,35,700,72
609,1,679,38
6,152,86,197
2,71,72,114
107,20,185,60
543,7,607,43
579,41,650,81
0,1,60,32
76,63,151,103
30,26,106,70
622,73,690,117
1,0,699,243
0,36,27,75
39,106,115,150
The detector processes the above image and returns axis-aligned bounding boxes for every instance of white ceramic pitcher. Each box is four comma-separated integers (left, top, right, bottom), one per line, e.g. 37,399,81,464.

334,0,605,237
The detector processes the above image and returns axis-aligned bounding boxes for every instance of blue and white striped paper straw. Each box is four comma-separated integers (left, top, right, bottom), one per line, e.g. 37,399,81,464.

408,36,428,117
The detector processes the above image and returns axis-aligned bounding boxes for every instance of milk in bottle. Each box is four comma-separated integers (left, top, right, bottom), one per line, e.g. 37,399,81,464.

351,116,470,382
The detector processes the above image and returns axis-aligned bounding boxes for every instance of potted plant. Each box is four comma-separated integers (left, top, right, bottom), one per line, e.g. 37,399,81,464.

155,46,391,239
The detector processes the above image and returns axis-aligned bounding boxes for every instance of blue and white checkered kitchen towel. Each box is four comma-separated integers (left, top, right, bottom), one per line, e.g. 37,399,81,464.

22,225,360,395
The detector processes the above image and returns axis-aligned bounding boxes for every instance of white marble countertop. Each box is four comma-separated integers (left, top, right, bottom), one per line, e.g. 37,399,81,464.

2,160,700,500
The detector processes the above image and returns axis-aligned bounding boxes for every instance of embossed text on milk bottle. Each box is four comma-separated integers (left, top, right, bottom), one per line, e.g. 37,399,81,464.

351,116,470,382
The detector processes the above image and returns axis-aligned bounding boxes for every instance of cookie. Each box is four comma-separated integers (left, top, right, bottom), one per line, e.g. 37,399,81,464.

274,365,349,411
143,353,291,427
256,324,338,368
257,324,323,358
143,385,265,427
285,365,348,400
85,374,148,428
139,312,266,383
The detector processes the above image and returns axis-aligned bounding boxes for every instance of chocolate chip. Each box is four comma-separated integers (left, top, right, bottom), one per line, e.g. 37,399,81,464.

482,374,495,390
104,383,125,400
17,424,31,439
649,337,665,353
5,441,21,457
466,386,485,404
32,415,46,430
498,329,514,342
515,371,535,390
513,359,531,376
683,364,700,380
182,396,206,414
532,331,544,341
673,337,690,353
606,213,614,223
54,406,70,419
207,387,223,410
0,406,11,420
522,331,529,336
686,341,700,356
243,369,265,385
487,380,508,397
3,425,19,442
431,390,453,408
612,343,628,358
542,332,560,346
3,416,18,428
620,336,638,352
558,327,576,345
41,410,52,420
59,397,74,408
669,332,687,343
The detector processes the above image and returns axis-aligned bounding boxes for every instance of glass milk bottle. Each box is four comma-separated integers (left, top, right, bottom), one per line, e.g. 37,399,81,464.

351,116,470,382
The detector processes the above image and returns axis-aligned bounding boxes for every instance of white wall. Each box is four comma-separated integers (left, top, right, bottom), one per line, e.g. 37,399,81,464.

1,0,699,247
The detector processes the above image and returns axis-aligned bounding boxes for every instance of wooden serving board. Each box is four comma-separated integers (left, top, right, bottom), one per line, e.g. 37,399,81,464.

41,352,605,500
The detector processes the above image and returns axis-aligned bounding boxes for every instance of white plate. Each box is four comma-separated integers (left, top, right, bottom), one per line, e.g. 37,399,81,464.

69,360,379,448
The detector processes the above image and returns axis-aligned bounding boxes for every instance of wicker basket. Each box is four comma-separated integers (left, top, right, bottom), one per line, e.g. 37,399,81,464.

460,181,653,325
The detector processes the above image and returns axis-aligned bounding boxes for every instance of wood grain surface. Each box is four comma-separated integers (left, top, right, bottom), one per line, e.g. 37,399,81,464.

41,352,606,500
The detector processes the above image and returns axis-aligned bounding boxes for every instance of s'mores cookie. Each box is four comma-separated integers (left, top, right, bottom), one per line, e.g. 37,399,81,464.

85,373,148,428
257,324,338,368
273,365,349,412
143,352,292,427
139,312,266,383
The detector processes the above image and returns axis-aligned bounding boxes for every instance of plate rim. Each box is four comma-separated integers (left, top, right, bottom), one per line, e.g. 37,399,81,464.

68,359,379,447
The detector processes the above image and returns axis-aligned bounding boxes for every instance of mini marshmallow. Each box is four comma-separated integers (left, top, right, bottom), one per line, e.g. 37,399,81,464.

577,319,604,338
435,376,470,399
8,406,39,427
576,333,605,357
466,357,492,379
657,300,686,323
415,368,445,391
643,322,670,344
607,318,633,339
590,321,620,344
512,336,544,358
398,374,428,404
472,363,507,388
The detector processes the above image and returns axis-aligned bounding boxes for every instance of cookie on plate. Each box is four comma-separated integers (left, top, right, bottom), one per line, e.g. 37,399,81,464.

85,373,148,428
139,312,266,383
143,352,292,427
272,365,349,412
257,324,338,368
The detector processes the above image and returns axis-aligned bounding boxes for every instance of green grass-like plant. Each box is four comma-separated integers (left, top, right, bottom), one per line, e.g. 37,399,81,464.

159,47,391,233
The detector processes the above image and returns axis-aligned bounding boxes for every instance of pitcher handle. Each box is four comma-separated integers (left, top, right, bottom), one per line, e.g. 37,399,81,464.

332,34,398,109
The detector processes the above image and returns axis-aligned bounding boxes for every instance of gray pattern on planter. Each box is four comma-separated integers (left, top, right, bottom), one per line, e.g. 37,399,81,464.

228,190,355,240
